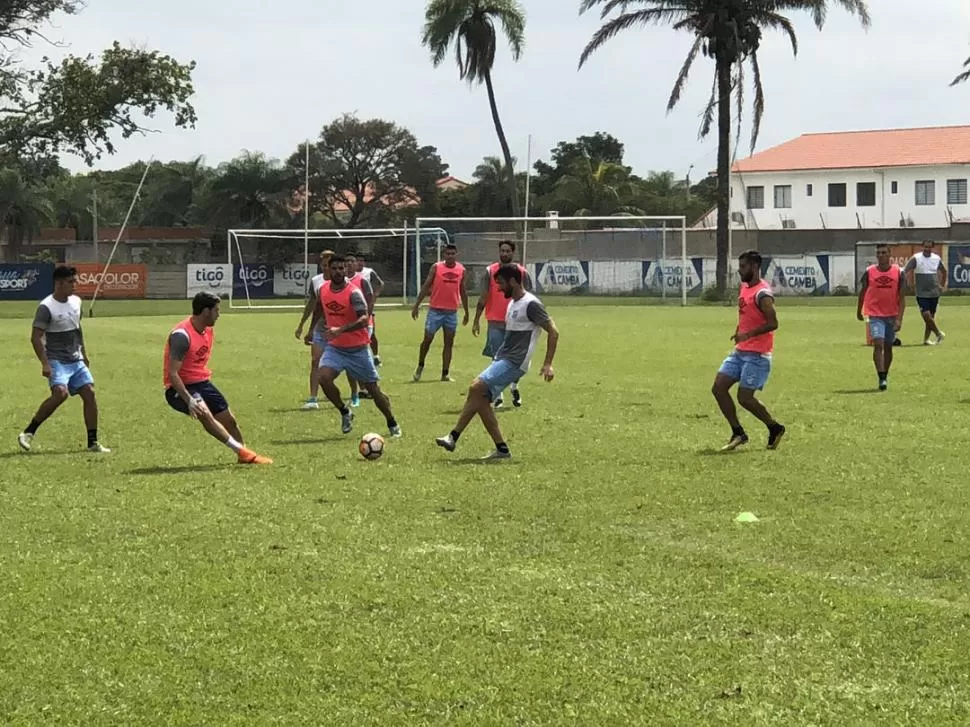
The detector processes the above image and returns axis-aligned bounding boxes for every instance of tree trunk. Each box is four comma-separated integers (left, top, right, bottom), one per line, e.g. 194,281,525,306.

715,55,732,298
483,71,522,220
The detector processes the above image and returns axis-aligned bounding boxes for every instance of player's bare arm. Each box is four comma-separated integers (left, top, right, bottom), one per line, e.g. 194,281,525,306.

896,278,906,331
473,271,490,336
295,294,317,338
30,326,50,377
856,274,869,321
167,354,206,417
370,271,385,300
327,312,370,339
734,296,778,343
538,318,559,381
460,273,470,326
411,267,436,319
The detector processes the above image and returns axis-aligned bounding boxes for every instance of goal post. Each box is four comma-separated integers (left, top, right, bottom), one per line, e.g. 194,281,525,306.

224,226,448,310
413,215,690,305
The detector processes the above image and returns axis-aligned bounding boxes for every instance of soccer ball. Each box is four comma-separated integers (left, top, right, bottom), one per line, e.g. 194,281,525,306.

359,432,385,460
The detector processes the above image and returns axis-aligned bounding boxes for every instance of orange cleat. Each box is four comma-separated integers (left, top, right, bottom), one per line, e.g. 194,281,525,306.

238,447,273,464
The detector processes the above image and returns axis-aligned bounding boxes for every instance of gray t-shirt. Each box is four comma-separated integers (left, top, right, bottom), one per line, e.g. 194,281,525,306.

33,294,84,363
904,253,944,298
494,293,550,371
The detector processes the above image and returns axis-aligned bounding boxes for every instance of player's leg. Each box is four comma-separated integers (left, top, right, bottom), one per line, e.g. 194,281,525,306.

920,297,943,343
484,323,509,407
436,361,515,458
735,354,785,449
712,352,747,450
303,335,325,409
165,384,271,463
318,348,355,433
441,317,457,381
868,318,890,390
370,316,381,365
75,374,109,453
19,360,73,451
414,311,439,381
349,349,401,437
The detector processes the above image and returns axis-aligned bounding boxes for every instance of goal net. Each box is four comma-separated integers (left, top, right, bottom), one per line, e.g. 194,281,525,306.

413,215,692,303
225,226,447,309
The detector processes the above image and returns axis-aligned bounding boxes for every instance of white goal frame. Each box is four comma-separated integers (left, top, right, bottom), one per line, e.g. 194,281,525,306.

414,215,690,305
226,225,448,309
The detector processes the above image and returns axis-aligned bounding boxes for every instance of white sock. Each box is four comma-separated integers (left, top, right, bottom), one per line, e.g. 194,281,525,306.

510,381,518,392
225,436,243,453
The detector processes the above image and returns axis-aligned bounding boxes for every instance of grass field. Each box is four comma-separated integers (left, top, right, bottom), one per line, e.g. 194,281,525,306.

2,296,970,725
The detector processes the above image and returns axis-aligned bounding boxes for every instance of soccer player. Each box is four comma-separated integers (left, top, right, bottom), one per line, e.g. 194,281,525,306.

312,255,401,437
903,239,946,345
858,243,905,391
411,242,469,382
712,250,786,451
435,264,557,460
354,252,384,366
295,250,335,409
472,239,532,408
18,265,109,453
164,292,272,464
343,253,376,407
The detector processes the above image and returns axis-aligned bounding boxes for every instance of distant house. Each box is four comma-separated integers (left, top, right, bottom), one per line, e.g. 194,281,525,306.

693,125,970,230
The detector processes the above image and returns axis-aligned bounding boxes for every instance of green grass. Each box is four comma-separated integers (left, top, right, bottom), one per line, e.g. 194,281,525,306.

2,298,970,725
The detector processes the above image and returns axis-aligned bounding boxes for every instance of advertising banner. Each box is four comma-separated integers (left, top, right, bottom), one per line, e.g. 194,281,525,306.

233,263,274,299
74,263,147,298
642,258,704,296
948,246,970,289
186,264,232,298
274,263,313,297
0,263,54,300
535,260,589,294
764,255,829,295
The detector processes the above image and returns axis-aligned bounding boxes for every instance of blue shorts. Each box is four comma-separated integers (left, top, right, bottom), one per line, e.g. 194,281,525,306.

311,328,327,349
320,345,379,384
482,322,505,358
165,380,230,416
49,360,94,395
478,359,524,401
425,308,458,335
868,316,897,341
718,350,772,391
916,296,939,315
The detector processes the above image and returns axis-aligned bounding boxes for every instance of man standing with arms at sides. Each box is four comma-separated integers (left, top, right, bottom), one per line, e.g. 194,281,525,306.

354,252,385,366
312,256,401,438
164,292,272,464
903,240,946,345
19,265,109,453
712,250,786,452
411,242,469,382
858,244,906,391
472,239,532,408
435,265,557,460
295,250,334,410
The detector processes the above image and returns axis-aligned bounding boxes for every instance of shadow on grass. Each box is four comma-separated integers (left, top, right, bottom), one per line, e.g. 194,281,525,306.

127,464,233,475
440,408,509,416
0,450,78,459
696,448,748,456
443,458,522,466
834,389,880,395
270,437,344,446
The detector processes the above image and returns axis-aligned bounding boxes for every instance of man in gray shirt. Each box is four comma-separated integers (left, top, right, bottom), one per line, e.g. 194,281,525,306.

18,265,109,454
903,240,947,345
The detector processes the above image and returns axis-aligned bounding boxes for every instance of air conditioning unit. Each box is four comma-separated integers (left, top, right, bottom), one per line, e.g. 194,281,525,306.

781,219,797,229
731,212,744,224
547,210,559,230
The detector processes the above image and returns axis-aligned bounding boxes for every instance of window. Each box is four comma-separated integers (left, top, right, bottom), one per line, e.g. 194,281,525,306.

773,185,792,208
856,182,876,207
915,180,935,206
828,183,847,207
806,183,813,197
947,179,968,205
891,181,898,194
746,186,765,209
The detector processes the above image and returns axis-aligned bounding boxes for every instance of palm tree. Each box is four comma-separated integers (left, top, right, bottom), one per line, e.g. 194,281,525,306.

553,156,643,218
0,168,54,261
951,56,970,86
578,0,870,296
422,0,526,218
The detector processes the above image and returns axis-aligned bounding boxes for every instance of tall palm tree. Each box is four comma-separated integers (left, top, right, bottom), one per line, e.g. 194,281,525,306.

422,0,526,218
578,0,870,296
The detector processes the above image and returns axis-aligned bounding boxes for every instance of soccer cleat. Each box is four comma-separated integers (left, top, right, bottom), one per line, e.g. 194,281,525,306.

879,379,888,391
924,338,936,346
937,332,946,345
434,434,456,452
238,448,272,464
350,393,360,408
18,432,33,452
301,399,320,410
481,449,512,461
441,375,454,382
413,366,424,382
767,424,786,451
374,356,382,367
88,442,111,453
341,409,354,434
493,397,503,409
389,424,402,438
720,433,749,452
511,389,522,408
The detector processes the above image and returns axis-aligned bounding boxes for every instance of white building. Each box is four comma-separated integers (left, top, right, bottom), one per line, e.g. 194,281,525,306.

694,125,970,230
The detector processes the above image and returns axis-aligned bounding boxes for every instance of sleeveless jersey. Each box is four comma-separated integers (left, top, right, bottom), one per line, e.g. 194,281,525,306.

485,262,527,323
735,279,774,354
320,281,370,349
163,318,213,387
429,261,465,311
863,264,901,318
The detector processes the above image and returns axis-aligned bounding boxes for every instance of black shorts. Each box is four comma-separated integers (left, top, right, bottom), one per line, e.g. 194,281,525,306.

916,296,939,315
165,381,229,416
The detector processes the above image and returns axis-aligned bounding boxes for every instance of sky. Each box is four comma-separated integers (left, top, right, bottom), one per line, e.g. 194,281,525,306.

15,0,970,183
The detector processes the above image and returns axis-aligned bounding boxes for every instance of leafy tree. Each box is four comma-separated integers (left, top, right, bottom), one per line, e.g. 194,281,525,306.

422,0,526,218
0,1,196,164
578,0,870,295
0,167,54,260
199,151,290,230
533,132,626,195
551,156,643,217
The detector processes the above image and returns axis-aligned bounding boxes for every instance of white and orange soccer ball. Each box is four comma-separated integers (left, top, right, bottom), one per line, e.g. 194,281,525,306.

359,432,385,460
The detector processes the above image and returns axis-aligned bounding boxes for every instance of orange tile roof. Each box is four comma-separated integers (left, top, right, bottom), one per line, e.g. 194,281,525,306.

733,125,970,173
